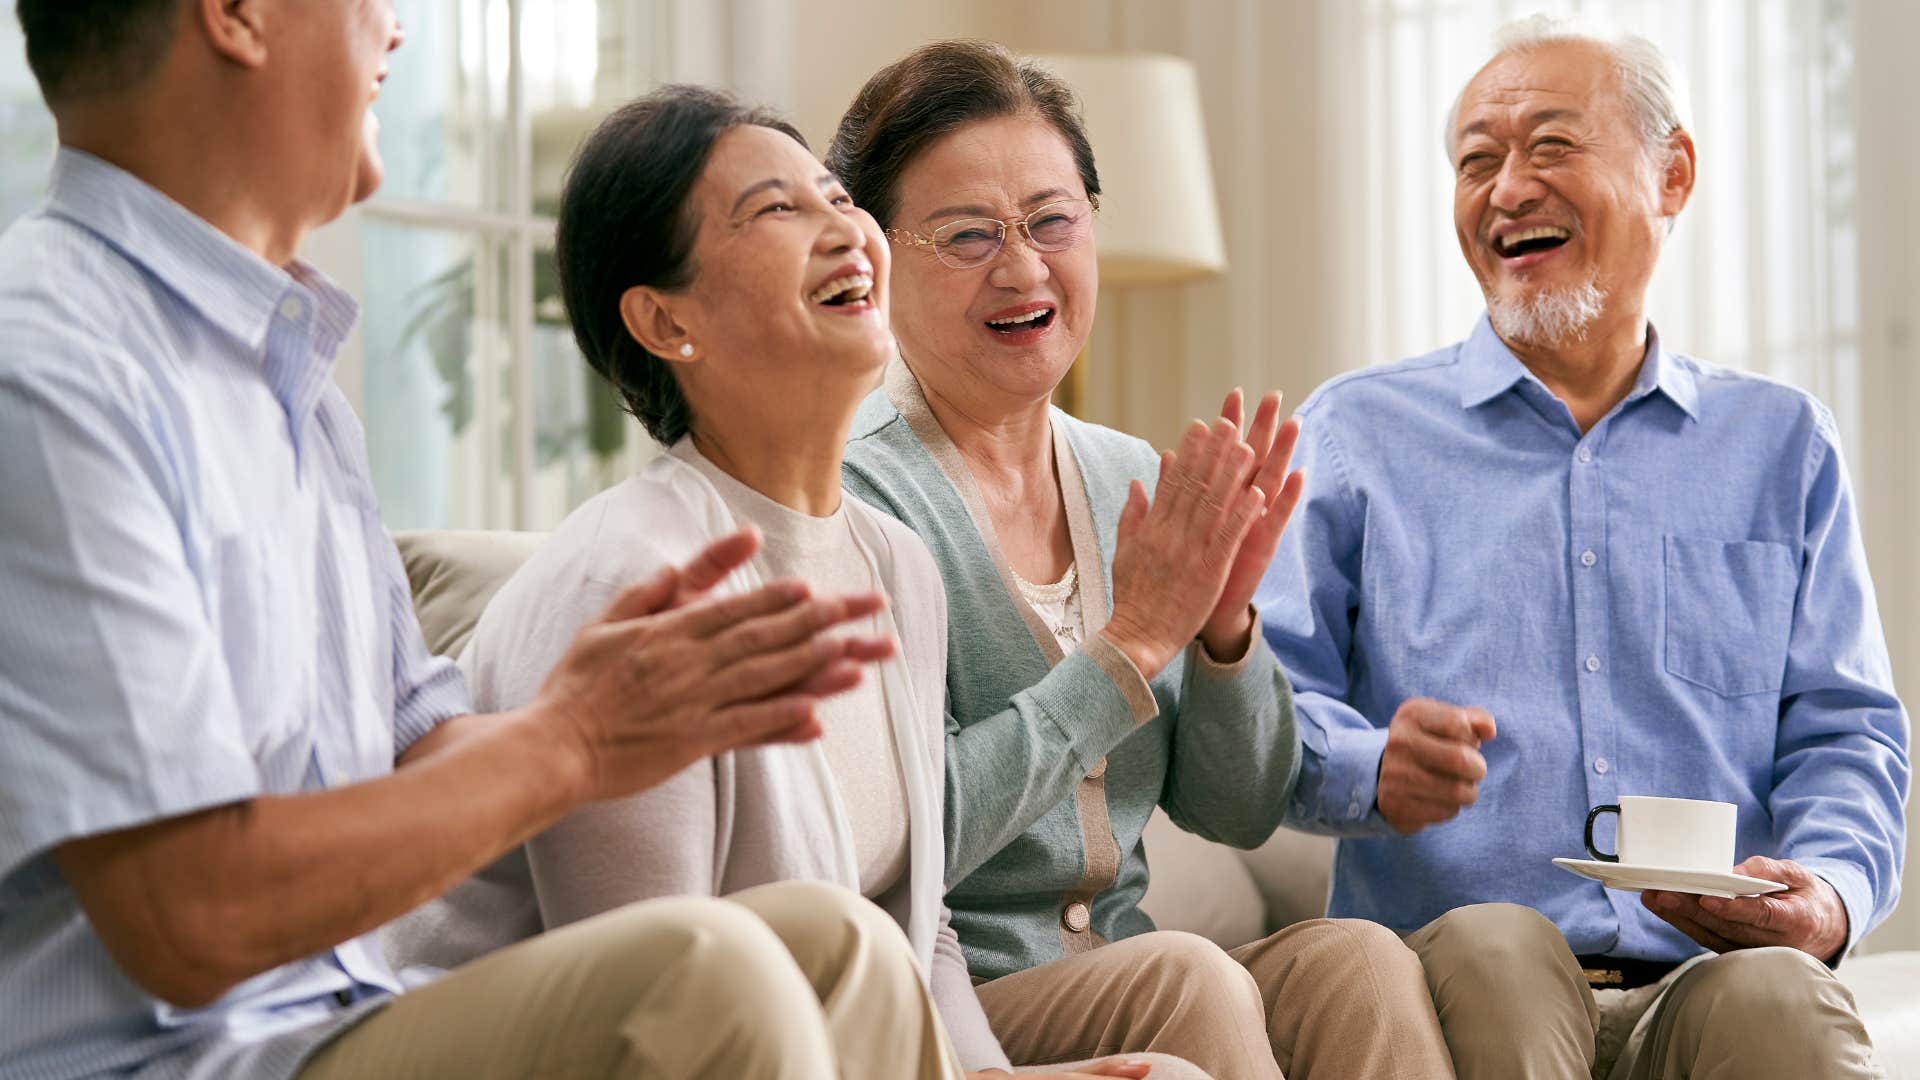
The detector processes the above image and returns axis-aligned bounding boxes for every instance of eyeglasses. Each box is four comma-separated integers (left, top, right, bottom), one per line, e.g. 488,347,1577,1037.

886,196,1099,270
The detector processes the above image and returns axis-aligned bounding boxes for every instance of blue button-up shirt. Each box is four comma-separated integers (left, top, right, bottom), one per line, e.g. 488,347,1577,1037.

0,150,468,1079
1257,314,1909,962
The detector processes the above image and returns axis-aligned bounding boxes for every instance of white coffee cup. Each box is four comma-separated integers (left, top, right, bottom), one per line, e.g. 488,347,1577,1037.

1584,795,1736,870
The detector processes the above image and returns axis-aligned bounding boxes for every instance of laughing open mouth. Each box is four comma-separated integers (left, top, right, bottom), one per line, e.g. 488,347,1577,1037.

1495,226,1572,259
810,273,873,307
986,306,1055,333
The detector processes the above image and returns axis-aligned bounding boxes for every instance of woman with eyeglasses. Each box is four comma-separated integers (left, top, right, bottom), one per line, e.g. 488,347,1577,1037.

388,84,1210,1080
829,42,1456,1080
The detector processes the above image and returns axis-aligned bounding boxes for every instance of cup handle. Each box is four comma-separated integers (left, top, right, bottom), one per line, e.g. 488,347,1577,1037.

1584,804,1621,863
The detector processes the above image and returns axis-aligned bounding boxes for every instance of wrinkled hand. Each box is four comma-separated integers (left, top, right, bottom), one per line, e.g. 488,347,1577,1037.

967,1060,1152,1080
1102,417,1267,680
1641,856,1850,962
1198,388,1306,662
1375,698,1496,834
534,529,897,804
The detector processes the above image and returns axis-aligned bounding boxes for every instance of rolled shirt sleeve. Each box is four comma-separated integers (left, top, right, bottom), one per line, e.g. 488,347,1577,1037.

0,353,261,893
382,538,468,756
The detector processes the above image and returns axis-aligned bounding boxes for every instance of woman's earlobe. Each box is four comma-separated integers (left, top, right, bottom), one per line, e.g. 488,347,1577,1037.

621,285,696,363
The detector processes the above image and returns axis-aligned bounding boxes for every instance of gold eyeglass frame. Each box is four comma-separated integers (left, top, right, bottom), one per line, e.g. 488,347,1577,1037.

885,194,1100,269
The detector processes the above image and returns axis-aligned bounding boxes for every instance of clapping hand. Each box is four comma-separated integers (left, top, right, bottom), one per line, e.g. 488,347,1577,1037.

535,528,898,804
1198,388,1306,662
1103,414,1268,680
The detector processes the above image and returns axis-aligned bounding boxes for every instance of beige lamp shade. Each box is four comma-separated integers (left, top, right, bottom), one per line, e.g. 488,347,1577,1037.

1032,52,1227,286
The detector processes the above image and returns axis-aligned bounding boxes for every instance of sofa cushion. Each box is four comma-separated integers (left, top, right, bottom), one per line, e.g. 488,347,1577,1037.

394,530,545,658
1840,951,1920,1078
1238,827,1337,932
1137,810,1267,950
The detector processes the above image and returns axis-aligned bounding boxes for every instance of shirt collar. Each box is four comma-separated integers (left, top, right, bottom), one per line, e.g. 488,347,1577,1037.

1457,311,1699,421
42,147,358,354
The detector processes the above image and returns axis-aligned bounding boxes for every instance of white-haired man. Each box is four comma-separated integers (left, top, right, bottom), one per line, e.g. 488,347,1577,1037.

1257,16,1904,1079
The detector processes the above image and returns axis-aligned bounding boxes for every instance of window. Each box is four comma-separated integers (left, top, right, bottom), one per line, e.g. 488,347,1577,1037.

1334,0,1859,460
350,0,671,531
1,19,55,227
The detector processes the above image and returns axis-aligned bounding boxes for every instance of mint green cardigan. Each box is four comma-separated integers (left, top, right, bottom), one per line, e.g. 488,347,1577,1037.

843,364,1302,981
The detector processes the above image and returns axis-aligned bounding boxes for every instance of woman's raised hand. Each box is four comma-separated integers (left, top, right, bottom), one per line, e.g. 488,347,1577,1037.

1101,414,1268,681
1197,388,1305,661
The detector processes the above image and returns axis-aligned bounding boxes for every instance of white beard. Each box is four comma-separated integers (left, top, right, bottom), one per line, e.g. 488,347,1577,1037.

1487,279,1606,349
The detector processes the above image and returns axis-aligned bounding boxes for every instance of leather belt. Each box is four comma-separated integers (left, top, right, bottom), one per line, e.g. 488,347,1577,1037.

1575,954,1681,990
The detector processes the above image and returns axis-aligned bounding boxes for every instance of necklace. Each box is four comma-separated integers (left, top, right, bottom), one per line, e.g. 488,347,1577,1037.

1013,564,1082,644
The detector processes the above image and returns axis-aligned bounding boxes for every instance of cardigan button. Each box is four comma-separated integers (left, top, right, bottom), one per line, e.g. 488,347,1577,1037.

1086,758,1107,780
1062,901,1091,934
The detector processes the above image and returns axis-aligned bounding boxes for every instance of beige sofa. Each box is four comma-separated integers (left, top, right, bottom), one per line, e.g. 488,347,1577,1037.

397,529,1920,1078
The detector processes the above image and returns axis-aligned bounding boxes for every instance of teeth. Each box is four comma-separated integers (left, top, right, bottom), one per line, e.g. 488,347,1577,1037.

1498,226,1571,253
987,307,1052,327
809,272,873,305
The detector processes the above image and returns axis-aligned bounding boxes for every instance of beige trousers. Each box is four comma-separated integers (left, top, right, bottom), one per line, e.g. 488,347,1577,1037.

298,881,964,1080
976,922,1455,1080
1407,902,1881,1080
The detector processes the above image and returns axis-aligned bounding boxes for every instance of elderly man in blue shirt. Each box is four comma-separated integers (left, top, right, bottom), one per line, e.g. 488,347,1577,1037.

0,2,973,1079
1257,15,1907,1080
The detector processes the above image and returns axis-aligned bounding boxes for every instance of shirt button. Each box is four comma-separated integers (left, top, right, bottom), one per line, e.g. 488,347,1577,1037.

1086,758,1107,781
1577,446,1593,463
1585,655,1601,672
1348,800,1362,817
1062,901,1091,934
1594,757,1610,774
1580,550,1597,567
279,296,306,320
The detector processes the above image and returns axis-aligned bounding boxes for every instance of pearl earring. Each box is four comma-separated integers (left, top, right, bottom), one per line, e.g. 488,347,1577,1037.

679,343,694,358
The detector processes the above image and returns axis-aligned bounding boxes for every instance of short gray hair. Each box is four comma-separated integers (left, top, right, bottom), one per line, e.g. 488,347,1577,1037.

1444,14,1688,162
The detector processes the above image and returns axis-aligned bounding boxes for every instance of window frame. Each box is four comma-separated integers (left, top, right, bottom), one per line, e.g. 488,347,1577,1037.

316,0,670,531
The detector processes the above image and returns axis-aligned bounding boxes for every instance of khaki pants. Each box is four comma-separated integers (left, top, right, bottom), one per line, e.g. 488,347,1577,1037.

298,881,964,1080
1406,902,1881,1080
977,922,1455,1080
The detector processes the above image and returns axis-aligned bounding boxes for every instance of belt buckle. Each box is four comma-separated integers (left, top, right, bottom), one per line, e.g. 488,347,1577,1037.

1582,966,1625,987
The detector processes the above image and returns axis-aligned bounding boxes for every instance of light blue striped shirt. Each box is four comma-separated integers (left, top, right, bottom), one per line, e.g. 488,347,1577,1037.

0,149,468,1079
1258,315,1909,962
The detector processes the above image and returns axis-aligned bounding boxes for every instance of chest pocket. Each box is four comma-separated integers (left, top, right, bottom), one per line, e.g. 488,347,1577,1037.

206,528,307,754
1663,536,1796,697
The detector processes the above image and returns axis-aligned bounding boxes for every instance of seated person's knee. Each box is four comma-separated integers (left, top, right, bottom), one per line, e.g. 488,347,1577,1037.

1417,902,1571,980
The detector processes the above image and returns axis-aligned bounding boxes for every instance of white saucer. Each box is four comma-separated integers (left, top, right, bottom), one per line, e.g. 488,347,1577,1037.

1552,858,1788,899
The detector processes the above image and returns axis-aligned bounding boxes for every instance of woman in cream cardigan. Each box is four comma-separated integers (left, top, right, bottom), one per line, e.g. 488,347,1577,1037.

388,85,1208,1080
829,42,1456,1080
